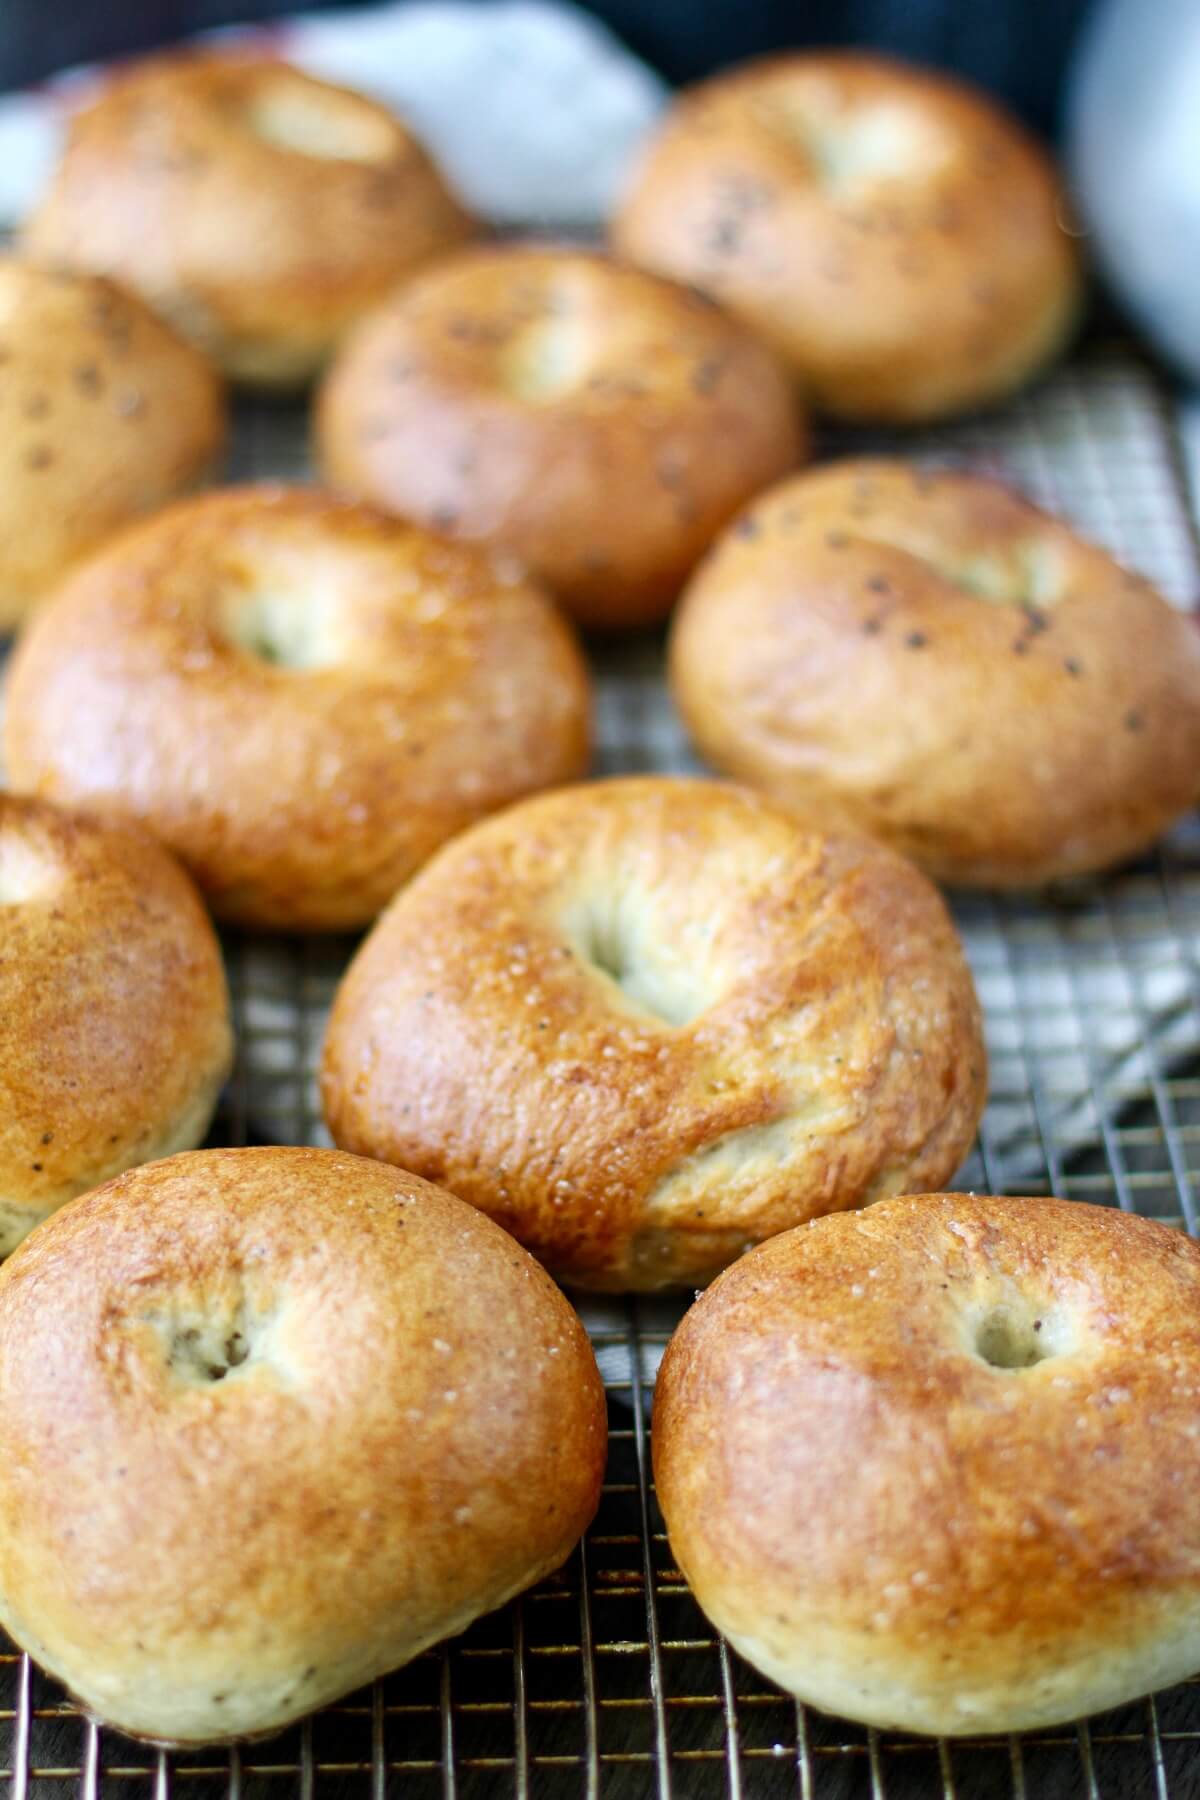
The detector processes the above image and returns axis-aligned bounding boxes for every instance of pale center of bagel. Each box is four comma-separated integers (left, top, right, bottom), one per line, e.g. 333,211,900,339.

757,89,957,197
970,1298,1075,1370
244,84,397,163
220,582,344,671
936,542,1064,609
0,836,60,906
558,889,710,1028
851,528,1066,610
498,306,595,404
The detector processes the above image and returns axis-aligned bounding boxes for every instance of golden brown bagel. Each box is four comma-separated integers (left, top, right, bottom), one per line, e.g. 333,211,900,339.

0,1146,606,1744
654,1193,1200,1735
670,459,1200,887
0,256,224,629
611,52,1082,421
3,485,590,931
0,795,231,1256
315,245,805,629
322,777,985,1290
23,53,474,387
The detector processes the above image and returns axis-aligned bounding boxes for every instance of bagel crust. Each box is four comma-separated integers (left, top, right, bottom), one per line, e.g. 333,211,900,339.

3,485,591,931
0,795,231,1256
0,257,224,628
612,52,1082,422
316,246,805,629
653,1194,1200,1735
670,458,1200,886
23,53,474,386
0,1147,606,1745
322,777,985,1290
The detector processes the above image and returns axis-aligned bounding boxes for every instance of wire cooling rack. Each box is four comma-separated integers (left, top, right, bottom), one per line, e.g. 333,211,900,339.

6,338,1200,1800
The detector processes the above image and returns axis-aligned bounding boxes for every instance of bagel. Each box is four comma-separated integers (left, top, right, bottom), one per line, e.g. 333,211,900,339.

23,53,474,387
3,485,591,931
0,1146,606,1744
653,1193,1200,1735
669,458,1200,886
611,52,1082,422
321,777,986,1290
0,794,231,1256
0,256,223,629
315,245,805,629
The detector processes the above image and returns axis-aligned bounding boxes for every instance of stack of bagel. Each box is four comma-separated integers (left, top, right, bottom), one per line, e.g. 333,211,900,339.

0,34,1196,1760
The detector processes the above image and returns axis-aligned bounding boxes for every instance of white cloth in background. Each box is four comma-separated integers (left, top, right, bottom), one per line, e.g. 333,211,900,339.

1068,0,1200,388
0,0,668,231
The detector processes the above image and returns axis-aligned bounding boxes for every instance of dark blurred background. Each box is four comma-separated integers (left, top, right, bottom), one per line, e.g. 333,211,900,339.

0,0,1090,132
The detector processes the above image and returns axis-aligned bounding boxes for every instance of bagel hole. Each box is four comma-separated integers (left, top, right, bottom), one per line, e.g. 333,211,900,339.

170,1325,250,1383
973,1303,1072,1371
559,895,708,1028
244,86,396,163
144,1301,268,1387
221,586,342,672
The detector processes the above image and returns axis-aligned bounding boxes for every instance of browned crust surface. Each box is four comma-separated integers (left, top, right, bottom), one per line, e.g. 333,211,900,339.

316,245,805,627
653,1193,1200,1733
0,256,224,626
0,1147,607,1744
670,458,1200,885
4,484,592,930
23,53,475,384
322,777,986,1289
0,793,231,1251
612,52,1082,421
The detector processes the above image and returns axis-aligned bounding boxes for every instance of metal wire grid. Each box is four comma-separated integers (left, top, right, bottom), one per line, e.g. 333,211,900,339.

6,339,1200,1799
